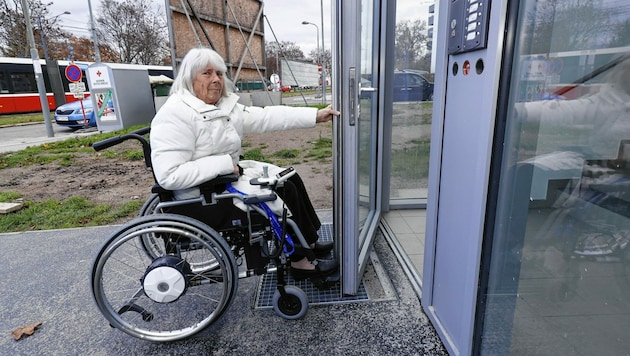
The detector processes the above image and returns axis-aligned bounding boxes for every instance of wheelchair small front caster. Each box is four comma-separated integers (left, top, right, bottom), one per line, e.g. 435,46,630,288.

273,285,308,319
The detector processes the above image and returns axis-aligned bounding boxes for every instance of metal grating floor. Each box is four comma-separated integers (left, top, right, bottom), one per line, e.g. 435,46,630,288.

254,224,370,309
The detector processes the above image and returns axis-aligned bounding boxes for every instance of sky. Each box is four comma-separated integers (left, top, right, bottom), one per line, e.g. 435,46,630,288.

46,0,333,57
45,0,431,64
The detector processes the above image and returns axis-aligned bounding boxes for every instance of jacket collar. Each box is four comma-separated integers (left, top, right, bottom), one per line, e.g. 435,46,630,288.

179,90,240,114
216,93,240,112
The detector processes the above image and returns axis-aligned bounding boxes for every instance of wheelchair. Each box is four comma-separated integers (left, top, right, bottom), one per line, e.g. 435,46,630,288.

90,127,336,342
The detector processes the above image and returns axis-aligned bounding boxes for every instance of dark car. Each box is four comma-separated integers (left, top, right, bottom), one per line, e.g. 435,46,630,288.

393,70,434,102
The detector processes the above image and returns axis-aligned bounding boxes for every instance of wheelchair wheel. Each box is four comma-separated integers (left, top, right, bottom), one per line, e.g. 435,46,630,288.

137,194,223,273
137,194,167,259
139,193,161,216
91,214,238,342
272,285,308,320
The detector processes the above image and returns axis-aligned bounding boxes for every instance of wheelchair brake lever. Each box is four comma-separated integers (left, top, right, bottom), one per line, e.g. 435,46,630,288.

249,166,296,187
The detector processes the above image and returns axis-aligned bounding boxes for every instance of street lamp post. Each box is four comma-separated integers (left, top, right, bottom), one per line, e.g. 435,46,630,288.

37,11,71,60
37,9,71,109
302,21,324,104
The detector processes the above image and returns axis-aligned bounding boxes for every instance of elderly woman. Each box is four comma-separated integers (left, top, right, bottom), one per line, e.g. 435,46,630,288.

150,47,339,279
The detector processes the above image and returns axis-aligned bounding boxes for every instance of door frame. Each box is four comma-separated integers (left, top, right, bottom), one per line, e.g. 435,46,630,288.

334,0,392,295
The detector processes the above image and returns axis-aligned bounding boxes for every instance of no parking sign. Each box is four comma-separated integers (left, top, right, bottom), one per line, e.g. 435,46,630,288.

65,64,82,82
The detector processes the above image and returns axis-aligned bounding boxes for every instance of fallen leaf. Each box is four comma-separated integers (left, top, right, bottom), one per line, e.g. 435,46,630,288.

12,322,42,341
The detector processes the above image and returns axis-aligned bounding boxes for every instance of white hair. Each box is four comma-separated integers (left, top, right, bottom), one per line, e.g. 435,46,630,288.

170,47,234,97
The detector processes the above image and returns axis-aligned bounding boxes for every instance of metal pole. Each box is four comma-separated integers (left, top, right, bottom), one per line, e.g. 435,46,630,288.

302,21,321,100
21,0,54,137
37,16,49,60
88,0,101,62
320,0,326,104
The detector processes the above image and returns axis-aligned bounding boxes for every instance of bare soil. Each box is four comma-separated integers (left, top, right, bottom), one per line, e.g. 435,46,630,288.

0,125,333,225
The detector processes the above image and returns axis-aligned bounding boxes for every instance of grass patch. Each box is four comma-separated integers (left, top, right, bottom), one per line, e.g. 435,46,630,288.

242,147,266,161
306,137,333,160
390,140,431,180
0,191,22,202
0,125,148,169
0,197,144,233
0,113,44,126
273,149,300,159
123,149,145,161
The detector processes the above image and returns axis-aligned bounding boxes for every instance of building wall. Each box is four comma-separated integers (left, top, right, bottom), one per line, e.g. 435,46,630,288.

168,0,266,85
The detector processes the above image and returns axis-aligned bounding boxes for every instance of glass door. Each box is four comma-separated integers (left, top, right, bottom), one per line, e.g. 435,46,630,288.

334,0,384,295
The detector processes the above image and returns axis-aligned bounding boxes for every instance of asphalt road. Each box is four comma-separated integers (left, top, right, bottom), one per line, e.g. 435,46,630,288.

0,122,98,154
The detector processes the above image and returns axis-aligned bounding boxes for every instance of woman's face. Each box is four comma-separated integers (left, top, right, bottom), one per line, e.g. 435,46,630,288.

192,64,224,104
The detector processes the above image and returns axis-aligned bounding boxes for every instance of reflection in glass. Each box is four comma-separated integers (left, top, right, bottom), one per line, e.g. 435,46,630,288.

482,0,630,354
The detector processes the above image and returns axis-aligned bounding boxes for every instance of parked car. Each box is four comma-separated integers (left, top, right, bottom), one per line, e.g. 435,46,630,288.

359,70,434,102
54,97,98,129
393,70,434,102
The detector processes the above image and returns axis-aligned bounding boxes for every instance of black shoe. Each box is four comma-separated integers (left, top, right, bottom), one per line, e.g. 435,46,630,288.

290,258,338,280
313,241,334,258
310,270,341,290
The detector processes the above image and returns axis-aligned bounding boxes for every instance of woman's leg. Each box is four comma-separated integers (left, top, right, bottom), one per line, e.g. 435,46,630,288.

275,176,321,245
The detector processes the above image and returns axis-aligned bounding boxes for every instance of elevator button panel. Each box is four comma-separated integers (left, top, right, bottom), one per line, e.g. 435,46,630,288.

447,0,491,55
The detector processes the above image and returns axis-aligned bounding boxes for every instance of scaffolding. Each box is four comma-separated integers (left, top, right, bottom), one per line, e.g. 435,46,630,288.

166,0,267,88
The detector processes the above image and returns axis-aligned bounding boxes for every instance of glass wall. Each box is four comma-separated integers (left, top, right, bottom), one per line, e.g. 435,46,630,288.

481,0,630,354
388,0,434,205
379,0,435,282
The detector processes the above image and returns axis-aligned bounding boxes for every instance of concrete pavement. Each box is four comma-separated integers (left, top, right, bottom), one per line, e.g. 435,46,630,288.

0,122,99,154
0,224,447,355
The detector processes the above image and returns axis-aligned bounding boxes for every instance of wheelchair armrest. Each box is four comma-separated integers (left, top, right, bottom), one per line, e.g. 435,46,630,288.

199,174,239,198
151,184,169,194
151,174,239,200
200,174,240,188
242,193,277,205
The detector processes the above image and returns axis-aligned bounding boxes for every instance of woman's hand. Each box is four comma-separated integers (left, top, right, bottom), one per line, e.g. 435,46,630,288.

233,164,241,176
316,105,340,123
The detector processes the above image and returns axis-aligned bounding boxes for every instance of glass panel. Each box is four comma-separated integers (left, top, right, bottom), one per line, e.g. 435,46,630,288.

358,0,375,244
389,0,434,203
482,0,630,354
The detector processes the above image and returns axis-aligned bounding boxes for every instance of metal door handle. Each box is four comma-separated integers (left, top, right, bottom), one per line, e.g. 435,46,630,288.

349,67,356,126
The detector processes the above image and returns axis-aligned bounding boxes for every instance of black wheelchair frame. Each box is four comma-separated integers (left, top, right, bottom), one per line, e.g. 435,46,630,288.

89,126,325,342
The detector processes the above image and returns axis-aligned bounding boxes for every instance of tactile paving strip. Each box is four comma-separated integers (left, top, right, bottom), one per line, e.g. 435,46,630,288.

254,223,369,309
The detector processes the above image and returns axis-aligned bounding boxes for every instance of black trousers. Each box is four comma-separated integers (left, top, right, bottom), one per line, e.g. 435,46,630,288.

274,173,322,261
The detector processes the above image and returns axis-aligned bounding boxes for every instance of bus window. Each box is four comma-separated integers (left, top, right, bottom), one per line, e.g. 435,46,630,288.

11,73,37,93
0,72,8,94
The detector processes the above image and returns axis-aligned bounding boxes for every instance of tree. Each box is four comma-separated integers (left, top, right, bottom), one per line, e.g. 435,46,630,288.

265,40,304,76
64,35,118,62
308,47,331,80
394,19,429,71
0,0,58,58
96,0,169,65
610,19,630,48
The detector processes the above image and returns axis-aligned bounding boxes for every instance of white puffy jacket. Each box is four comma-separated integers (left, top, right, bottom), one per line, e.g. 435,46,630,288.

150,90,317,201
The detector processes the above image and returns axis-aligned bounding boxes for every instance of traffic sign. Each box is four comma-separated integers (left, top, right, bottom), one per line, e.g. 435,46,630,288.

69,82,86,99
65,64,82,82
